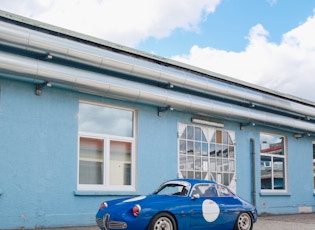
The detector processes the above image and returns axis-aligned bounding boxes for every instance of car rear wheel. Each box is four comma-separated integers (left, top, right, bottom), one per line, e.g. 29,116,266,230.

234,212,253,230
147,212,177,230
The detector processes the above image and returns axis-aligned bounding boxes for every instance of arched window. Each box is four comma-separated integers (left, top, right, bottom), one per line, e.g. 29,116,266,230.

178,123,236,191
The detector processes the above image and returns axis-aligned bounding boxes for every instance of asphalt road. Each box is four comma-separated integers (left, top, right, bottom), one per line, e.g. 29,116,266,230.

254,213,315,230
35,213,315,230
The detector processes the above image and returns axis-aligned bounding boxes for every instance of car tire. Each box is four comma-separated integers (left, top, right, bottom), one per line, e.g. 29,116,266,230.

147,212,177,230
234,212,253,230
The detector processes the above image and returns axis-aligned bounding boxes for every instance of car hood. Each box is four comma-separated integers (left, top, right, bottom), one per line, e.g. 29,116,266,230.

108,195,188,206
105,194,187,211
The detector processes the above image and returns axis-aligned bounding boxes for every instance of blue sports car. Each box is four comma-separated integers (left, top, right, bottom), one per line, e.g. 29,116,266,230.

96,179,257,230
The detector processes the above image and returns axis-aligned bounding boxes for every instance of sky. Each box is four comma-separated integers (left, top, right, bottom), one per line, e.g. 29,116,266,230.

1,0,315,102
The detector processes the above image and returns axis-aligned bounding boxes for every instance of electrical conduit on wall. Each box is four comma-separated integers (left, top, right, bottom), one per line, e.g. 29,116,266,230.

0,19,315,119
1,51,315,134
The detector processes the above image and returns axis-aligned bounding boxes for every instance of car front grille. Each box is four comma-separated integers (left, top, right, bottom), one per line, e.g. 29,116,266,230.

109,221,127,229
96,214,127,230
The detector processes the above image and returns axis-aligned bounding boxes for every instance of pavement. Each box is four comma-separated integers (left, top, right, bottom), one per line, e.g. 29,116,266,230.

254,213,315,230
33,213,315,230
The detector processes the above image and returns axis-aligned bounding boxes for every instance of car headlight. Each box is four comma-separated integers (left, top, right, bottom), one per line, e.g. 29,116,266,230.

99,202,108,210
132,204,141,216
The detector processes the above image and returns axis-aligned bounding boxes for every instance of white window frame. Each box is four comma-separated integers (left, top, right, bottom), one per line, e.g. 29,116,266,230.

77,101,136,192
177,123,236,193
260,132,288,193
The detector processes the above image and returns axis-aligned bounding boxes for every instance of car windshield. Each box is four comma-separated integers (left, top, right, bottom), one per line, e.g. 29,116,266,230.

153,182,190,196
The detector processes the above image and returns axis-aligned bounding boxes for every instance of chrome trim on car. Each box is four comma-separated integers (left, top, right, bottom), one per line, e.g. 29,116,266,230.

96,213,127,230
103,214,110,230
109,221,127,229
96,218,104,227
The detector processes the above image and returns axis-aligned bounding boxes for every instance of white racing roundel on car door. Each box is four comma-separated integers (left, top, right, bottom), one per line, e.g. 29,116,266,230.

202,199,220,222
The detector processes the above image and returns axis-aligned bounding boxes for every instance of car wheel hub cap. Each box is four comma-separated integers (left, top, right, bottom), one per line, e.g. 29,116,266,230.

238,214,251,230
154,217,173,230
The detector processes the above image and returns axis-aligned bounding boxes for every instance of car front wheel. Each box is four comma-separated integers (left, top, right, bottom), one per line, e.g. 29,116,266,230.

147,212,177,230
234,212,253,230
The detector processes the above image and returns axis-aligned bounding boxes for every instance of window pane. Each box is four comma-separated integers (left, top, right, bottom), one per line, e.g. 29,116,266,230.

261,156,272,189
180,128,186,139
273,157,285,190
179,140,186,154
260,133,286,191
202,142,208,156
223,159,229,171
216,130,222,143
229,146,235,158
180,155,186,170
222,131,228,144
195,157,201,170
210,144,216,157
195,142,201,156
109,141,132,185
79,103,133,137
229,159,235,172
187,126,194,140
202,157,208,171
216,158,222,172
216,145,223,157
210,158,216,171
260,134,283,155
79,137,104,184
222,145,228,158
195,127,201,141
187,141,194,154
187,156,194,170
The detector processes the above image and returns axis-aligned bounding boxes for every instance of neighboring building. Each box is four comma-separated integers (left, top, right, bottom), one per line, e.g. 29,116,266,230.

0,10,315,229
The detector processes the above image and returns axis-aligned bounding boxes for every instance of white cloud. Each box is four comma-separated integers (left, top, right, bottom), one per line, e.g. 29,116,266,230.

1,0,314,102
172,12,315,102
1,0,221,47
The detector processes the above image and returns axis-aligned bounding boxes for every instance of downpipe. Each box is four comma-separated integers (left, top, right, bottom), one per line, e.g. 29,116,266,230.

250,138,256,207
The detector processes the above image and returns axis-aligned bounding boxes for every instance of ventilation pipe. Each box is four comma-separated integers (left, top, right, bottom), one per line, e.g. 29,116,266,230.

1,19,315,119
1,51,315,134
250,138,256,207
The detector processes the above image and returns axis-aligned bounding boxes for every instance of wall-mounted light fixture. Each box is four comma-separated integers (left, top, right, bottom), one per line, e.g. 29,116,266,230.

38,53,53,61
158,82,174,89
240,122,255,130
158,106,173,116
293,133,303,139
304,116,311,121
191,118,224,128
35,81,52,96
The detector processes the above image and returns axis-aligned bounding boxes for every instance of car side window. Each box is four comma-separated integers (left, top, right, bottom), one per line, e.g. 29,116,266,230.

217,185,233,197
203,185,218,197
191,184,218,197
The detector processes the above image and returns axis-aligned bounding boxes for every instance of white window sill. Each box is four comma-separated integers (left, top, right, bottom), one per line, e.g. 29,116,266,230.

260,191,291,196
74,190,140,196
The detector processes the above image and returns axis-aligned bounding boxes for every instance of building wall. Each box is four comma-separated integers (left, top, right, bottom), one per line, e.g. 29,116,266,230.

0,77,314,229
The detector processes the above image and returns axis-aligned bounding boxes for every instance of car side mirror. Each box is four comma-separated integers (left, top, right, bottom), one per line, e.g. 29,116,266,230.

191,193,200,199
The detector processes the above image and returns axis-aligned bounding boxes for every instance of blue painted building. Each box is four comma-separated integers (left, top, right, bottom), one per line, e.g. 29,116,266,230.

0,10,314,229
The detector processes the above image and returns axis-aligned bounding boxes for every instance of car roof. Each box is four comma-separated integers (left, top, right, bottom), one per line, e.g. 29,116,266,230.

166,178,218,186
